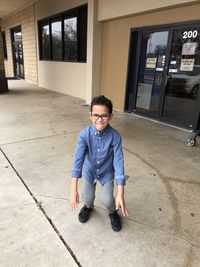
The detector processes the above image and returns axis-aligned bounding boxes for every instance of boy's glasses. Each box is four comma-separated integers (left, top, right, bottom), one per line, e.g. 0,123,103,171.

91,113,110,120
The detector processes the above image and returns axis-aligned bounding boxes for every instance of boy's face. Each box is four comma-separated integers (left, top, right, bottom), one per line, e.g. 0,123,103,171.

90,105,112,132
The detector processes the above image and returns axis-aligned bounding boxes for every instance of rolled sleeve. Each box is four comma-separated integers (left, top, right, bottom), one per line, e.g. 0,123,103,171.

115,175,129,185
113,134,127,185
71,168,82,178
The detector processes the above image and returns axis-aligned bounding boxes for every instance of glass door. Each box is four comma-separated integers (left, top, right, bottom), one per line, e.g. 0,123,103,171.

126,22,200,130
162,25,200,129
135,30,169,118
11,26,24,79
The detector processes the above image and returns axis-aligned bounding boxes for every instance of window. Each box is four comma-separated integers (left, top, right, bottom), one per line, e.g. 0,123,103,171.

64,17,77,61
38,4,87,62
52,17,62,60
40,21,50,60
2,31,8,60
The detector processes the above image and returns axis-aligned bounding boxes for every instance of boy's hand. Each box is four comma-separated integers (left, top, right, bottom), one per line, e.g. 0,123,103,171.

70,190,79,211
70,178,79,211
115,194,128,217
116,185,128,217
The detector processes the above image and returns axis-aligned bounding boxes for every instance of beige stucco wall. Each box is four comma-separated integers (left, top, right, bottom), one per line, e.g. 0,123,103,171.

35,0,87,20
38,62,86,99
100,3,200,110
1,5,38,83
98,0,198,21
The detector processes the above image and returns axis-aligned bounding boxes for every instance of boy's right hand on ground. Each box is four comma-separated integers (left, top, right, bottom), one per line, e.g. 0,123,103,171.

70,190,79,211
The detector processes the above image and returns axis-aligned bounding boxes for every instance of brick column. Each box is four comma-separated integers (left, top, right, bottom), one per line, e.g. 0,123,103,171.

0,27,8,93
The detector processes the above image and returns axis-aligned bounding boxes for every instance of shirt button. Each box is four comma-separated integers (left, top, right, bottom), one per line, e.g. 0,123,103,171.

97,169,99,172
99,137,101,139
97,161,100,164
97,149,100,152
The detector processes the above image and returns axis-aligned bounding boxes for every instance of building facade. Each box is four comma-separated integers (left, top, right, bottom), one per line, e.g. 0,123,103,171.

1,0,200,130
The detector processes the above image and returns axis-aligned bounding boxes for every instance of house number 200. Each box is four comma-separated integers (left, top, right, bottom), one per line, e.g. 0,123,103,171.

183,30,198,39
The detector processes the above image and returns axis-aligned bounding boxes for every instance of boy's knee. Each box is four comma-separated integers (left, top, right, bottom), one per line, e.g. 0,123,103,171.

101,195,115,208
83,193,95,205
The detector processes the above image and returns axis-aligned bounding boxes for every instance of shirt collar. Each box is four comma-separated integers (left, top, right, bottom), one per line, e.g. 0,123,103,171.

91,124,110,136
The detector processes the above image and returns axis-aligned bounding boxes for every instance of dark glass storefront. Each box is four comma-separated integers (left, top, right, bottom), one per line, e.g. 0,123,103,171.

11,26,24,79
126,21,200,131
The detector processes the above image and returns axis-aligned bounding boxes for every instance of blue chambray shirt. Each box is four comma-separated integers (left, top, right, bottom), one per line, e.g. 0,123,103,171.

71,124,127,185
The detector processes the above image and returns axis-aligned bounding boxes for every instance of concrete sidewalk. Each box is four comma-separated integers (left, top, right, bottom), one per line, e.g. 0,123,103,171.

0,80,200,267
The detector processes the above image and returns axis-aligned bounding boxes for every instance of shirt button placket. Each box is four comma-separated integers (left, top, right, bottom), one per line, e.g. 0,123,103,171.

96,133,101,177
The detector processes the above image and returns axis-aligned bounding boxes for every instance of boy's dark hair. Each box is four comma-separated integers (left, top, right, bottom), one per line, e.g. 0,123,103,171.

90,95,113,114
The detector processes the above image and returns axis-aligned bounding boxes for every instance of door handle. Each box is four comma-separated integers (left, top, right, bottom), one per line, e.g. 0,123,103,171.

163,74,170,86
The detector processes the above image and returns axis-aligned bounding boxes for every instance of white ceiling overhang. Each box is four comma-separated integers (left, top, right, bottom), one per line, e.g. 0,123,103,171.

0,0,36,19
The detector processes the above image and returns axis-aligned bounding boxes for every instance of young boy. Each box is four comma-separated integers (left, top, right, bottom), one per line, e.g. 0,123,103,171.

70,95,128,231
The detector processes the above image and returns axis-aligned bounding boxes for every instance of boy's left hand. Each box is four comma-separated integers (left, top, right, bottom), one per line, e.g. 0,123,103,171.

115,195,128,217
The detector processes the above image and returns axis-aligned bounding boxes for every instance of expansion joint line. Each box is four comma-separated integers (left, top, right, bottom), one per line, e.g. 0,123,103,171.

0,147,82,267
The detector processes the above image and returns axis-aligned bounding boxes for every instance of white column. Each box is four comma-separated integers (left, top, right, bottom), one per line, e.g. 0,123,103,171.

86,0,102,104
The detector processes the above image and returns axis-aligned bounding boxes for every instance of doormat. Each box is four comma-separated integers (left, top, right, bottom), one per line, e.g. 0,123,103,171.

7,77,20,80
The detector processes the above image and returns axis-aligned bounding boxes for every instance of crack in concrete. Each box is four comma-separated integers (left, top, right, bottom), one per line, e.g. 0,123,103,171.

0,134,60,146
34,195,198,248
0,147,82,267
36,194,68,201
166,176,200,187
49,106,63,135
92,205,200,249
123,147,181,235
123,147,200,250
34,196,197,248
0,130,81,147
1,202,38,210
183,245,194,267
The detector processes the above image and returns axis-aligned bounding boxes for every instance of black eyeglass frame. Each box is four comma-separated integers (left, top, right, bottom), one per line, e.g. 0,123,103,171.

90,113,111,120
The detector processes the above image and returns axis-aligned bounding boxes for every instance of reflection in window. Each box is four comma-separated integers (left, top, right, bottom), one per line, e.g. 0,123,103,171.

166,27,200,99
147,32,168,54
14,31,22,42
146,32,168,71
52,19,62,60
168,28,200,74
41,22,50,60
64,17,77,61
136,31,169,113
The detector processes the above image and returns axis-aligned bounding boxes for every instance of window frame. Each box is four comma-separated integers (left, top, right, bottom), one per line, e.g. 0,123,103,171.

38,4,87,63
2,31,8,60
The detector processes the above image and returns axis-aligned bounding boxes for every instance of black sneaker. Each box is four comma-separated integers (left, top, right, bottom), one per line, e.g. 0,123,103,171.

78,205,93,223
109,211,122,232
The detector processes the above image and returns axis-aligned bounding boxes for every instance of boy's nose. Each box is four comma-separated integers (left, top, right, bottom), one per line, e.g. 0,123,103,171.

97,116,103,121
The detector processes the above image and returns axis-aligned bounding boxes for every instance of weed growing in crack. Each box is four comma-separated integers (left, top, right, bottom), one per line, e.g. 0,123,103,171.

37,201,43,210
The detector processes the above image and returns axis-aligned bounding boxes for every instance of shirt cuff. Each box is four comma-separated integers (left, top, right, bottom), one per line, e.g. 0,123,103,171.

115,175,129,185
71,169,82,178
